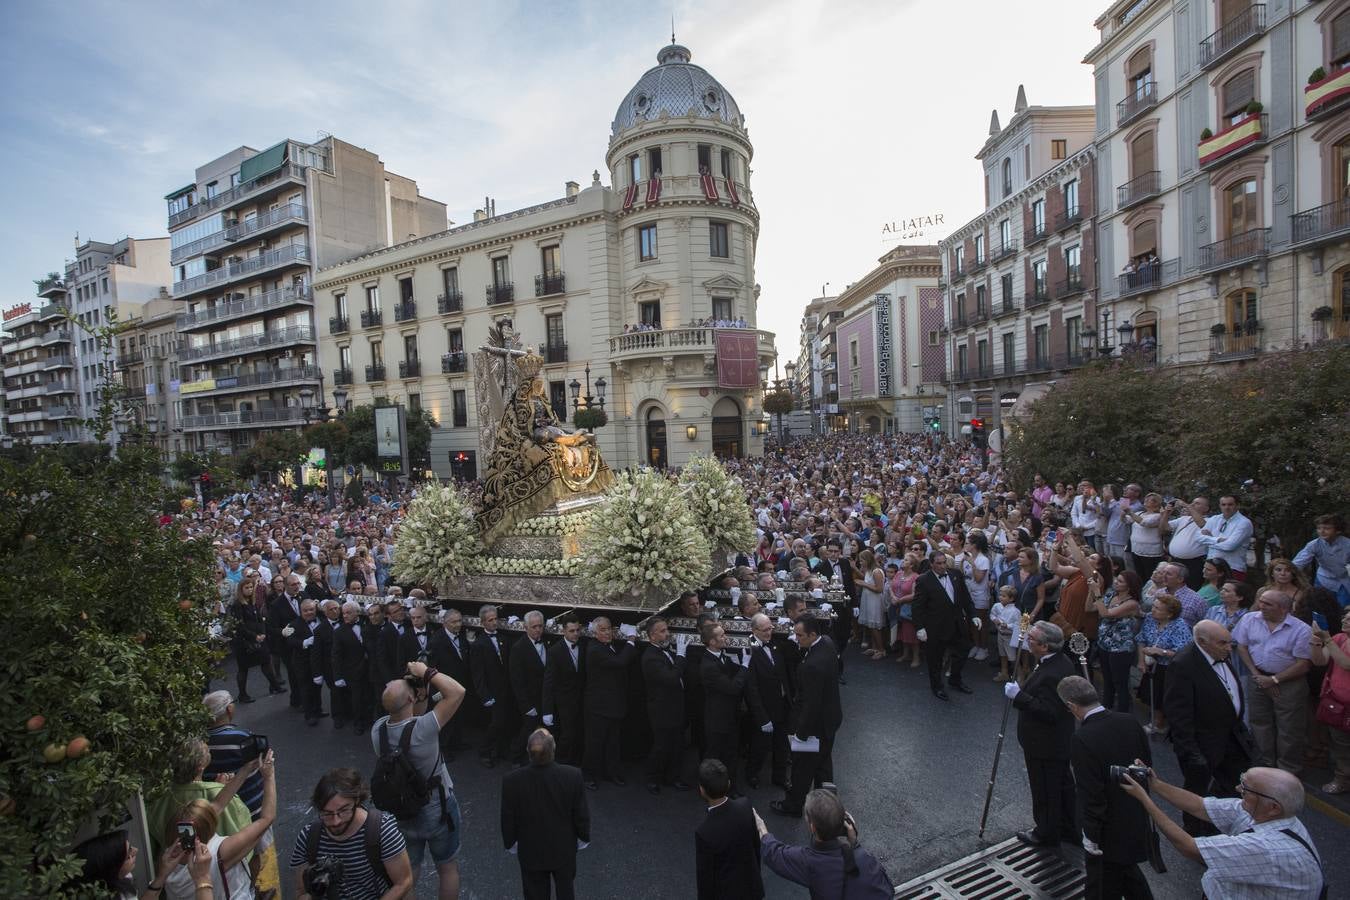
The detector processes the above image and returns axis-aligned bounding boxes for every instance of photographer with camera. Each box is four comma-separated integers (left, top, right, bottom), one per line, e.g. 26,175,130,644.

1118,764,1325,898
203,692,268,821
753,787,893,898
291,768,412,900
369,659,467,899
1055,676,1155,899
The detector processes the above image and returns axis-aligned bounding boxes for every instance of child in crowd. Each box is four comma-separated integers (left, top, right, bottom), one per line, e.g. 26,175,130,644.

991,585,1023,683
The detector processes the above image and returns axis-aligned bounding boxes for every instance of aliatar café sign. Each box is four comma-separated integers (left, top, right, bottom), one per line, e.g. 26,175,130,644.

881,214,945,242
3,303,33,322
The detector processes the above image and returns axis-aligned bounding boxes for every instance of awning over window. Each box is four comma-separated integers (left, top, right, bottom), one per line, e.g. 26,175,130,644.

164,183,195,200
238,141,287,184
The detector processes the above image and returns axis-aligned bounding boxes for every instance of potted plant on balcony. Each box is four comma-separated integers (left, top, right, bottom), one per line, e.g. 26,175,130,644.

1245,100,1263,116
1311,305,1334,322
1310,66,1327,86
1210,323,1228,335
1200,127,1214,140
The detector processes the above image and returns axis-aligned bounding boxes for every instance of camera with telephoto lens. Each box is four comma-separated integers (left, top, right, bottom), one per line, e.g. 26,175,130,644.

304,855,344,897
1109,764,1152,786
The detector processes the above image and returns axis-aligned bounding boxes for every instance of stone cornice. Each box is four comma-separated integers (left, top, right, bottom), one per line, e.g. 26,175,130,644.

940,146,1096,249
832,256,941,312
614,192,761,226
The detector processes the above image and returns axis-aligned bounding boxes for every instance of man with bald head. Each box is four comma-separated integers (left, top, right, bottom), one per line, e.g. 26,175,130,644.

1164,619,1254,836
1233,590,1313,774
1120,765,1324,898
745,613,790,790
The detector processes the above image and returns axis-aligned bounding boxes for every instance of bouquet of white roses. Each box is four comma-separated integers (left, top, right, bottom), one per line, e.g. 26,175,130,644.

677,454,756,554
391,484,482,586
578,469,711,598
469,556,581,577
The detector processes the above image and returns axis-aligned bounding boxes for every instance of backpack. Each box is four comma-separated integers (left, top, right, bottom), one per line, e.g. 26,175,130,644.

370,721,436,819
302,807,387,884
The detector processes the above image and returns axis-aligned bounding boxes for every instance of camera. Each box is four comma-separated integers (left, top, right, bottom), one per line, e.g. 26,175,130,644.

1109,764,1151,786
304,855,345,897
244,733,270,761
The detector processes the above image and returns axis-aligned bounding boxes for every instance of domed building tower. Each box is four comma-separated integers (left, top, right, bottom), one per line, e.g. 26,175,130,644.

603,43,773,468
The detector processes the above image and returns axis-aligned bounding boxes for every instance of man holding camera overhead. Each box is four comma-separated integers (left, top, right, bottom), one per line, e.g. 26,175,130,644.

1057,676,1155,899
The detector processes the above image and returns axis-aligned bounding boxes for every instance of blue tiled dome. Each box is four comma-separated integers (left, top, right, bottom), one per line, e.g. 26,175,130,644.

612,44,744,136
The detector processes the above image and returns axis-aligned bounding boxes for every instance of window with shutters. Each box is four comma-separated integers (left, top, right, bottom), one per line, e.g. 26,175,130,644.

1222,69,1256,125
1333,10,1350,67
1226,289,1258,332
1337,137,1350,198
1001,274,1013,305
1051,139,1067,160
1131,220,1158,259
1220,0,1252,25
1225,179,1259,236
1127,47,1153,101
1130,130,1156,177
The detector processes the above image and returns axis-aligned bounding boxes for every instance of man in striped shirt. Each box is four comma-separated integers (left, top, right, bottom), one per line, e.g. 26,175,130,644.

203,691,264,819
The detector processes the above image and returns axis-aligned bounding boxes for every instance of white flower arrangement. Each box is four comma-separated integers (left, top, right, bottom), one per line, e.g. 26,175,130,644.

469,556,580,577
677,454,756,554
578,469,711,598
391,484,482,586
508,511,594,537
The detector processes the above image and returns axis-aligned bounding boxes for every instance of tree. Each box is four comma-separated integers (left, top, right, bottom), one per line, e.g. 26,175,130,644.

340,405,438,474
233,430,307,480
762,389,794,417
1003,360,1184,490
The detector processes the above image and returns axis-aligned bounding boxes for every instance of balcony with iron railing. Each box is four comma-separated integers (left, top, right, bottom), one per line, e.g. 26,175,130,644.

535,272,565,296
179,366,321,397
333,368,354,386
1306,64,1350,121
1199,113,1267,170
970,307,991,326
1210,321,1264,360
399,359,421,379
168,163,309,228
1054,206,1084,233
1292,197,1350,248
1199,5,1265,70
37,277,66,298
44,380,76,395
179,406,309,431
951,263,967,281
177,325,316,363
1025,221,1048,246
544,343,568,364
41,354,73,370
38,303,68,321
993,299,1020,319
176,285,312,330
441,352,468,374
991,241,1018,263
39,328,72,346
1311,315,1350,345
970,254,988,274
952,310,969,329
1117,81,1159,127
393,300,417,323
1117,170,1161,210
486,283,515,305
360,309,383,329
330,315,350,335
172,244,310,297
1055,273,1086,299
1024,288,1051,309
366,364,387,383
1118,258,1180,298
437,292,463,315
225,203,306,244
1199,228,1269,273
115,352,141,369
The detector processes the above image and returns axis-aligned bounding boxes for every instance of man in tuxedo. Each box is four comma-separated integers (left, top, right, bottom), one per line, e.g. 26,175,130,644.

701,623,748,794
684,612,720,759
396,604,434,673
542,617,586,766
745,613,790,791
811,540,855,676
286,599,325,725
269,574,303,707
510,611,550,766
582,617,636,789
772,614,842,817
642,617,689,795
1058,676,1155,899
1004,621,1077,846
332,600,373,735
1163,620,1253,836
501,729,590,900
694,758,764,900
472,604,517,768
429,607,473,758
912,549,979,700
315,599,343,727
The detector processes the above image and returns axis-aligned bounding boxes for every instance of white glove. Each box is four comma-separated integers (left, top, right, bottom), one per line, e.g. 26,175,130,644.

619,623,638,639
705,600,717,608
852,607,860,618
760,722,774,733
1082,836,1102,857
484,698,496,707
507,843,517,855
820,603,832,613
916,628,927,643
302,637,315,648
1004,682,1021,699
313,676,324,685
777,616,792,626
577,840,589,850
675,634,688,657
543,714,554,726
972,618,982,630
739,651,750,667
282,625,295,637
335,679,347,688
766,602,778,611
526,708,538,717
811,589,824,599
507,615,520,625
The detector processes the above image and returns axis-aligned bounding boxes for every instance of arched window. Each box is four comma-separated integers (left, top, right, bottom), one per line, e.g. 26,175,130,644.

1130,130,1156,178
1001,158,1012,198
1127,47,1153,102
1131,220,1158,259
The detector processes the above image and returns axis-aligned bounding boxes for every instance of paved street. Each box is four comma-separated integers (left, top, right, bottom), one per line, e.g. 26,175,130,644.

222,645,1350,899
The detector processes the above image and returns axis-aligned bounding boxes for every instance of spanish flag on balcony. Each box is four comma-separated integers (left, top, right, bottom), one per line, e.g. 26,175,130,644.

700,171,719,201
725,176,740,206
645,174,662,205
1306,66,1350,117
1198,113,1263,167
622,182,638,212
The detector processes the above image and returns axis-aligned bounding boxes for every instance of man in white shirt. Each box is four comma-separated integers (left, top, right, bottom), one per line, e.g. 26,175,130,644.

1069,481,1102,552
1166,497,1211,589
1198,495,1254,578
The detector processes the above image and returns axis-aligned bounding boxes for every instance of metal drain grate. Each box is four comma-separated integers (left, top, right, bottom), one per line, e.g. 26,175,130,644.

894,838,1085,899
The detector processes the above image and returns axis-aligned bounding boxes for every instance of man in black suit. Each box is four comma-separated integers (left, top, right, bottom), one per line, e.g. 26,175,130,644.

269,574,303,707
771,614,842,817
912,549,979,699
811,540,855,676
429,607,473,757
1059,675,1156,899
745,613,791,791
501,728,590,900
700,623,748,795
542,617,585,766
314,599,343,727
378,598,408,680
582,616,636,789
1163,620,1253,836
1005,621,1077,846
396,604,434,673
641,617,689,795
510,611,550,766
286,599,324,725
694,758,764,900
471,604,517,768
684,611,720,759
331,599,374,734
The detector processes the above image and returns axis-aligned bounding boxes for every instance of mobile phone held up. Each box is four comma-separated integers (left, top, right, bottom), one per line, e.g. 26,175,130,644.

176,821,196,853
1045,528,1059,545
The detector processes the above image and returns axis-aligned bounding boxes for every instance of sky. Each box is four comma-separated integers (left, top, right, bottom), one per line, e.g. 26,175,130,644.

0,0,1097,358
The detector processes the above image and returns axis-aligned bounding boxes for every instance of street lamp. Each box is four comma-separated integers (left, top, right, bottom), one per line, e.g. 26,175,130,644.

569,364,606,418
1079,327,1097,359
1097,308,1115,357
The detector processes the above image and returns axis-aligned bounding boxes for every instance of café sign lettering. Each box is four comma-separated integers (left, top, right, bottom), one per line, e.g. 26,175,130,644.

881,213,945,242
4,303,33,321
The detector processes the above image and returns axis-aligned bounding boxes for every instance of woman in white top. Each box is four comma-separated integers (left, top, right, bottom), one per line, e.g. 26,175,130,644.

961,532,993,660
1125,492,1166,582
856,548,888,659
164,751,276,900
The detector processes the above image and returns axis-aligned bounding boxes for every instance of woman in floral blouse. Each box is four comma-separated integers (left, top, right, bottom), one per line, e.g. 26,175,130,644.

1094,570,1142,713
1136,593,1192,736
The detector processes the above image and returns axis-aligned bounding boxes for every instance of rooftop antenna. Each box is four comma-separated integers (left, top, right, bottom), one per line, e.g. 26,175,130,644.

671,12,676,44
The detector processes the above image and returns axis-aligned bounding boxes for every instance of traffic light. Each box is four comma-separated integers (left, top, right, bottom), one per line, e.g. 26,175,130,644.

970,418,986,449
931,419,941,431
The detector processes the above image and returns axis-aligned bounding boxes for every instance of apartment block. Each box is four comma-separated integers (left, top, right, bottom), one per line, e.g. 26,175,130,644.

165,136,445,455
1,299,80,444
117,298,183,458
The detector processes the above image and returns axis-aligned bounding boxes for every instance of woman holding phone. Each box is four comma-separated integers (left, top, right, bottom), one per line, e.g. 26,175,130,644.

164,751,277,899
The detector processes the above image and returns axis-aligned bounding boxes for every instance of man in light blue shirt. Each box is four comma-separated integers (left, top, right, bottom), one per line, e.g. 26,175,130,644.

1292,513,1350,597
1198,495,1253,578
